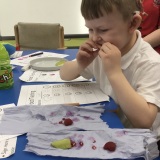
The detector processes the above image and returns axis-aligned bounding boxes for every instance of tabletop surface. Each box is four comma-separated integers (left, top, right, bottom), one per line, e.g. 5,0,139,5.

1,49,158,160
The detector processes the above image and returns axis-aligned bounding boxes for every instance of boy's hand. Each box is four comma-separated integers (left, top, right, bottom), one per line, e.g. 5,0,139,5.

76,39,100,70
98,42,122,77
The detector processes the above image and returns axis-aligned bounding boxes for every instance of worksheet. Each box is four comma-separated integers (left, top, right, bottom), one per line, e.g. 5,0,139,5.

19,69,90,82
18,82,109,106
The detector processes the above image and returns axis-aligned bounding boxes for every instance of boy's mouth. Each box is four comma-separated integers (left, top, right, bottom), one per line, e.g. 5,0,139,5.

96,43,102,48
92,43,102,51
92,48,98,51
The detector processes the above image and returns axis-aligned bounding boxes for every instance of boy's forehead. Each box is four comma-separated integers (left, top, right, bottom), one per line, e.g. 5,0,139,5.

84,8,125,27
85,16,108,27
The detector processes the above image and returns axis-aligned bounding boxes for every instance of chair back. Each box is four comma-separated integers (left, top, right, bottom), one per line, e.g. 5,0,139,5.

14,22,65,50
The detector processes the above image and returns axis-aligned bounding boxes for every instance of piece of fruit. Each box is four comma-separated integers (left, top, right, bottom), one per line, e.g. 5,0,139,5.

64,118,73,126
51,138,72,149
92,145,97,150
55,60,66,67
71,140,76,147
79,141,84,146
103,141,116,151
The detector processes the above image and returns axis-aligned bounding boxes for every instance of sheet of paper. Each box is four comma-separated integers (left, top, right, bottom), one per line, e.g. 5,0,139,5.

18,82,109,106
0,104,17,158
0,138,17,158
10,51,23,58
10,51,69,66
19,69,90,82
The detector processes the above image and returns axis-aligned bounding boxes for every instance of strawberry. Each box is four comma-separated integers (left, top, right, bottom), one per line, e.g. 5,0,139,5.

64,118,73,126
103,141,116,151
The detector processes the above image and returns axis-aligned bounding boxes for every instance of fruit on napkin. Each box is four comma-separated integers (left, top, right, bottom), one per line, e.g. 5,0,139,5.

51,138,72,149
64,118,73,126
103,141,116,151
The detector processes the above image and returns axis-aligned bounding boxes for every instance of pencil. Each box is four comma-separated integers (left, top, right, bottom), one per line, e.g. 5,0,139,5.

64,103,80,106
29,52,43,57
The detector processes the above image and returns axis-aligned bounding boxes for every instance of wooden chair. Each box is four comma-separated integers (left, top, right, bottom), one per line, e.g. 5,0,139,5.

14,22,65,50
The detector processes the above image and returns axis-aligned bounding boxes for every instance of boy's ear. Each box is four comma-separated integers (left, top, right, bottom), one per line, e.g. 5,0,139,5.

129,14,142,32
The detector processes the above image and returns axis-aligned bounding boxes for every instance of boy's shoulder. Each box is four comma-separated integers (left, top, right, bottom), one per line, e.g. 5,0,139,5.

133,31,160,63
140,40,160,63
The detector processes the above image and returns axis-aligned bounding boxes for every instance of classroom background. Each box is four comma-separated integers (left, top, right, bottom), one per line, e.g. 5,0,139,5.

0,0,89,48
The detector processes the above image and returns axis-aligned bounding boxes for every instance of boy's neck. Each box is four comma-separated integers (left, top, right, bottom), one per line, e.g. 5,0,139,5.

121,31,138,56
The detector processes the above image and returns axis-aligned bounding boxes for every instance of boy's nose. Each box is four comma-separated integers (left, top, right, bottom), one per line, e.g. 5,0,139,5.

91,33,101,42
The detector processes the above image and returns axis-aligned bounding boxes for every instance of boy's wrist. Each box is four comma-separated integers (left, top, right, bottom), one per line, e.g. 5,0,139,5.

107,70,123,82
77,64,85,75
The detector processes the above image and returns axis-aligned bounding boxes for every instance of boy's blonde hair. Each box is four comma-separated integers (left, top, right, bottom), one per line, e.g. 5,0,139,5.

81,0,143,21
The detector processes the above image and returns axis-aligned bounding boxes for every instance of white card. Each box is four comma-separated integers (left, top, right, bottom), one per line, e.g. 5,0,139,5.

0,104,17,158
0,138,17,158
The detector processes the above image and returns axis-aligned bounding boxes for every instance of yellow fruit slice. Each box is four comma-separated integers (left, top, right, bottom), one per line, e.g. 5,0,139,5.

55,60,66,67
51,138,72,149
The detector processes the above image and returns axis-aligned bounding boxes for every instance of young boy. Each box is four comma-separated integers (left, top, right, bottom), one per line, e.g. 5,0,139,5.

60,0,160,150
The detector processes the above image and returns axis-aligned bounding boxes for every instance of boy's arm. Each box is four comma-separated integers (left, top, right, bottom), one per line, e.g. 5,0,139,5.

60,39,99,81
109,71,158,128
60,60,81,81
143,28,160,48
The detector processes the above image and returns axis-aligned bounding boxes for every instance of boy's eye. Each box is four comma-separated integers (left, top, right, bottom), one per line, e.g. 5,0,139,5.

100,29,108,32
89,29,93,32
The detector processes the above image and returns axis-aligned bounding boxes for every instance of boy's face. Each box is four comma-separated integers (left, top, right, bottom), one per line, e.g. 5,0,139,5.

85,8,134,53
